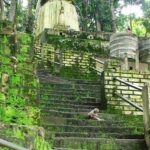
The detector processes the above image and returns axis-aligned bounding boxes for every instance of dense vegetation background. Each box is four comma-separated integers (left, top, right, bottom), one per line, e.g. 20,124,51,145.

0,0,150,36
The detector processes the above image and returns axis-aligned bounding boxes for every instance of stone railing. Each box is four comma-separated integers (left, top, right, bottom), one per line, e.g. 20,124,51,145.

112,77,143,112
0,139,28,150
105,70,150,115
106,74,150,149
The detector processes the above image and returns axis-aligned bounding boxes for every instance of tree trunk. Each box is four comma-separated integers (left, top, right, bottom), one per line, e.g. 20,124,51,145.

8,0,17,22
26,0,33,33
110,0,117,32
95,11,101,32
28,0,33,17
83,0,88,31
0,0,4,20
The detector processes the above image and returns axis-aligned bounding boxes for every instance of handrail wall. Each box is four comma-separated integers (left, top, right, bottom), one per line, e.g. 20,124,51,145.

113,77,142,91
0,139,28,150
112,77,143,112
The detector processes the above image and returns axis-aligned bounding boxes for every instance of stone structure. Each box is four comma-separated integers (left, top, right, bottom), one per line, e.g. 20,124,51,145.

139,38,150,63
35,0,80,36
142,85,150,150
105,59,150,115
110,32,138,59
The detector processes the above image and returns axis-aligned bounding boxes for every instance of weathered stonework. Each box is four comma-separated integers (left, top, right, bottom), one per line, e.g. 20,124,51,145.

35,0,80,36
105,60,150,115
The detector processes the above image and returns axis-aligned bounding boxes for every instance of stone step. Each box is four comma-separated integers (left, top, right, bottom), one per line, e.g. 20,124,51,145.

41,110,87,118
40,107,93,113
40,83,101,90
41,117,126,126
41,110,129,121
54,148,76,150
54,132,144,139
39,90,100,97
39,99,100,105
42,124,138,134
68,79,100,84
53,137,146,150
42,110,115,120
40,93,100,99
39,78,100,85
40,95,100,102
39,86,100,92
40,103,98,110
41,116,127,127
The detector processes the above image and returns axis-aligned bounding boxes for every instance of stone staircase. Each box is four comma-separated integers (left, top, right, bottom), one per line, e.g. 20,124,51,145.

37,70,147,150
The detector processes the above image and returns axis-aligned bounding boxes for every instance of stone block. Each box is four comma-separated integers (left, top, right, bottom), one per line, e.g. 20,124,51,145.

114,81,120,85
120,101,130,106
121,74,132,78
108,101,118,105
105,85,114,89
123,106,135,111
115,106,123,109
128,78,140,82
140,79,149,83
129,87,137,91
132,74,144,78
146,75,150,79
133,91,142,95
133,111,143,115
108,81,114,85
105,81,109,84
108,72,114,76
116,90,121,93
137,83,145,87
112,73,120,77
106,94,112,97
130,95,142,99
123,111,132,115
122,91,133,95
117,86,129,90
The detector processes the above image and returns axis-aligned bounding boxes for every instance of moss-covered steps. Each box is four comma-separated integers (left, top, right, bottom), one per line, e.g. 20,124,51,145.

38,70,147,150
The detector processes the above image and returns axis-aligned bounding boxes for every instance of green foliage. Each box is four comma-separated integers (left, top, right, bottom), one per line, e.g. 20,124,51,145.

105,105,144,134
74,0,117,32
142,18,150,36
132,19,147,36
18,33,31,45
13,128,25,140
34,136,52,150
47,35,106,54
0,33,40,127
117,14,129,31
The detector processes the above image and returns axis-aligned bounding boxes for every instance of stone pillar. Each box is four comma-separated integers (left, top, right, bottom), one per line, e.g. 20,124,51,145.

142,84,150,150
124,53,128,70
135,50,139,71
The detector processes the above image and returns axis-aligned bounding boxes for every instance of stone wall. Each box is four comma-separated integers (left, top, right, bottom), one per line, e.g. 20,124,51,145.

105,69,150,115
35,43,94,71
34,43,98,79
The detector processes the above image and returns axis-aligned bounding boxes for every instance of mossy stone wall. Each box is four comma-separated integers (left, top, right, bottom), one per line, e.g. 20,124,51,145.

105,60,150,115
